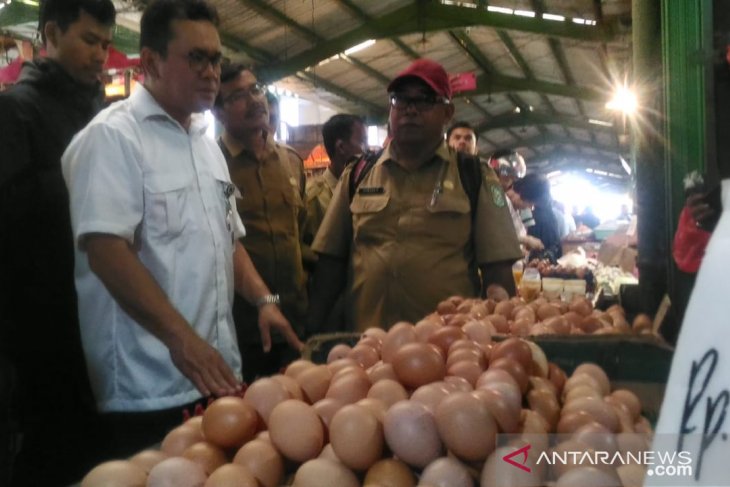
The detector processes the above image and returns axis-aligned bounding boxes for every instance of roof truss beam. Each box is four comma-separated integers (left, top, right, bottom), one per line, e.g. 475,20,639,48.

258,2,619,82
476,111,615,134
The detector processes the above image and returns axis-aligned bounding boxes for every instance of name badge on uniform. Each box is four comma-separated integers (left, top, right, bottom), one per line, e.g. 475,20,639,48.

358,186,385,195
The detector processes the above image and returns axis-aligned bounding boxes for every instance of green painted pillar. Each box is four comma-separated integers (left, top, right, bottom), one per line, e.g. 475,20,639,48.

632,0,669,336
658,0,712,342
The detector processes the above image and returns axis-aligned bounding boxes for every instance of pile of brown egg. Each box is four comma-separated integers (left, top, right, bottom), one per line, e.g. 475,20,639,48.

81,312,654,487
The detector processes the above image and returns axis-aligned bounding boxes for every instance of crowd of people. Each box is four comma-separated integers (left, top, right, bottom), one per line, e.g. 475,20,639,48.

0,0,659,485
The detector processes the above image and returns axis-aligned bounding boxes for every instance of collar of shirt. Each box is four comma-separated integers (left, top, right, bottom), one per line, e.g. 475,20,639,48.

220,131,276,162
130,85,209,136
376,140,451,170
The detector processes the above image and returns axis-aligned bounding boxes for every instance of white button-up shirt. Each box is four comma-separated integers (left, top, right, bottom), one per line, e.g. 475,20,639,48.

62,86,244,412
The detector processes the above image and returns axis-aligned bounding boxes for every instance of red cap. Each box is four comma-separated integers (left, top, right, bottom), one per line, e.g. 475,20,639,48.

387,59,452,99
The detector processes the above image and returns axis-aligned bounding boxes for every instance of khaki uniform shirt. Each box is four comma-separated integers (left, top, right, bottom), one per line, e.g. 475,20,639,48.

313,142,521,332
219,136,307,343
304,168,339,250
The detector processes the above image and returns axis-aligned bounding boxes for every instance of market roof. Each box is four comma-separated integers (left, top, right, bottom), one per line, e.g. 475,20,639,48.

0,0,635,187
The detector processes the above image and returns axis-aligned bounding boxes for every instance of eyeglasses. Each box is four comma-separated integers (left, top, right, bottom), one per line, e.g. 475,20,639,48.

223,83,267,104
185,49,223,73
389,93,451,111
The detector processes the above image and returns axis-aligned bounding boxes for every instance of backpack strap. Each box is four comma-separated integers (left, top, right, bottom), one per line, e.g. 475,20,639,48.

348,149,384,201
456,152,483,219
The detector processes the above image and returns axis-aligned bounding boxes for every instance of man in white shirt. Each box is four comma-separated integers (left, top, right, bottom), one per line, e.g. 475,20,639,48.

62,0,301,457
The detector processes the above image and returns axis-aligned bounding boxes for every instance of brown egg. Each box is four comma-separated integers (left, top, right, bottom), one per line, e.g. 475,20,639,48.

326,369,371,404
331,363,367,383
529,376,558,396
296,364,333,404
292,458,360,487
232,439,284,487
204,464,258,487
435,392,497,461
537,303,561,321
472,388,520,434
182,441,228,475
327,344,352,363
202,397,258,449
313,397,346,434
564,385,602,403
161,424,205,456
364,458,416,487
318,443,340,462
448,338,483,356
488,357,528,393
81,460,147,487
367,361,398,383
509,318,532,337
447,347,485,368
481,446,544,487
128,450,169,474
527,388,561,429
358,335,383,352
367,379,409,408
381,322,417,363
548,438,594,478
392,342,446,389
556,466,621,487
271,374,304,400
325,358,360,375
443,375,473,392
572,363,611,395
632,313,652,333
436,299,458,315
469,300,489,319
544,316,570,334
444,313,469,328
384,400,443,468
548,363,567,393
485,314,508,333
525,341,549,378
185,415,204,432
462,320,494,344
476,367,519,390
421,457,473,487
556,410,600,434
427,327,466,356
244,377,291,424
491,338,533,373
494,301,514,318
410,382,452,413
269,399,324,462
285,359,316,378
563,373,602,398
447,361,483,387
330,404,384,470
356,397,388,423
362,327,387,342
475,375,522,413
573,422,618,456
577,316,603,334
414,319,442,342
348,344,381,368
616,464,647,487
147,457,207,487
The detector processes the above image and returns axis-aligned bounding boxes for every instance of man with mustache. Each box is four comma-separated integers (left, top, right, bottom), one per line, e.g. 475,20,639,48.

0,0,116,484
213,63,308,382
309,59,522,332
62,0,301,458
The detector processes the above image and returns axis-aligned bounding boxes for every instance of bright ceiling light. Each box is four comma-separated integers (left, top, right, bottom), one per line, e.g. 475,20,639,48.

514,10,536,17
543,13,565,21
487,6,513,14
344,39,375,56
606,86,638,115
588,118,613,127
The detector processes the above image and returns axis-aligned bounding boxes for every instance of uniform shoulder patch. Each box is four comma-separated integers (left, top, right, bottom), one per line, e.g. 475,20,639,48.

489,183,506,208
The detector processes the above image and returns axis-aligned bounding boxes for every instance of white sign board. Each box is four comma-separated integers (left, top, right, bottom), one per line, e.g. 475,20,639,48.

648,180,730,486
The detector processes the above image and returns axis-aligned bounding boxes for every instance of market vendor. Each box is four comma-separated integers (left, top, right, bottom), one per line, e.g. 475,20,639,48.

62,0,301,457
307,58,522,333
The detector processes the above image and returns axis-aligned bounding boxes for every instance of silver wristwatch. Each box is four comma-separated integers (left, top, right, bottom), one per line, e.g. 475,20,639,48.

255,294,280,308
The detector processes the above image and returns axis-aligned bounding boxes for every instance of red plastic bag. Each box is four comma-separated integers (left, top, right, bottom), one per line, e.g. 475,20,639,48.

672,206,711,273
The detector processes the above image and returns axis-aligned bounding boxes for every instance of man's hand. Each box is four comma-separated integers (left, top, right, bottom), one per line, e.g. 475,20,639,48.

522,235,544,251
687,193,715,227
169,330,242,398
258,304,304,353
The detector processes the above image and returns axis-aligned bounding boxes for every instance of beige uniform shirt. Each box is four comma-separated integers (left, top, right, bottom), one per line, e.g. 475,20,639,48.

304,168,339,249
219,136,307,342
313,142,521,332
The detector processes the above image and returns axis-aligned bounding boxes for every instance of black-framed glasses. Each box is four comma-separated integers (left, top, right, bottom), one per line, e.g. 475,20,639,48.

223,83,267,104
389,93,450,111
185,49,223,73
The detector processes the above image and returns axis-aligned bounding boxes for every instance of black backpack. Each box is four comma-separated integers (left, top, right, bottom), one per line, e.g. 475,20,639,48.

348,149,483,218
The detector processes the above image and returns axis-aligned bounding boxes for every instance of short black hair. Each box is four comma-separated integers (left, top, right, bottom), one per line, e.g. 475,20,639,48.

214,62,251,107
40,0,116,44
322,114,364,159
513,173,551,204
140,0,219,57
446,121,477,142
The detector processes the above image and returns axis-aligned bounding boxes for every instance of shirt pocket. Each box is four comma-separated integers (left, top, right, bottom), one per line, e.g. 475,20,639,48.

145,172,192,240
422,192,471,246
350,194,390,243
